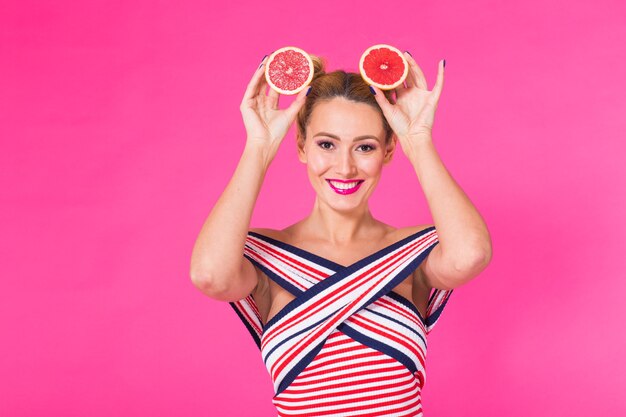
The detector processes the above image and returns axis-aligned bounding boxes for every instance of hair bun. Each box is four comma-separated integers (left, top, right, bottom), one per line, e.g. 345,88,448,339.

309,54,327,82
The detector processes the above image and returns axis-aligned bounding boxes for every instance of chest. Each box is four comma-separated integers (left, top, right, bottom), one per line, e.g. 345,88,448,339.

256,267,429,327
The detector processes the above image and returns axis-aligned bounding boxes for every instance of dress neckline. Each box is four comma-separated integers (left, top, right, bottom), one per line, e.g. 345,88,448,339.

247,225,436,271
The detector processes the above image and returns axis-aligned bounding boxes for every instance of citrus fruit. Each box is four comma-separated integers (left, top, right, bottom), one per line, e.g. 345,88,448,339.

265,46,314,95
359,44,409,90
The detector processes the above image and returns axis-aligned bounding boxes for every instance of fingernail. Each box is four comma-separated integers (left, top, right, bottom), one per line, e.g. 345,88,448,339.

404,50,412,57
306,86,312,96
369,86,376,95
261,54,268,62
443,59,446,68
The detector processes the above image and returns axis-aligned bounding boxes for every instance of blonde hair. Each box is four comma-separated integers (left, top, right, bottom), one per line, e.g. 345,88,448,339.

296,55,396,145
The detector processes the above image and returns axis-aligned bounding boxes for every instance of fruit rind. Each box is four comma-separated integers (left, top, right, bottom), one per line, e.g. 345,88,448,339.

265,46,314,95
359,44,409,90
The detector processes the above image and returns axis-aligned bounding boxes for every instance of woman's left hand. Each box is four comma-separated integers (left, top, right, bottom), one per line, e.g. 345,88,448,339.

370,53,444,145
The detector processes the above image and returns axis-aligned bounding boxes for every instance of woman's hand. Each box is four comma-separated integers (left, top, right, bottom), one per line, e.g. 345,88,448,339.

370,53,445,151
240,55,309,159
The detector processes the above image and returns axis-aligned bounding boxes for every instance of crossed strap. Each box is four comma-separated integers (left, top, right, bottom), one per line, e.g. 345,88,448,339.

230,227,453,395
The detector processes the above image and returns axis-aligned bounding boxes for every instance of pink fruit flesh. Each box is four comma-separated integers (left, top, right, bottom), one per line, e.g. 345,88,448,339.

362,48,405,85
267,50,311,91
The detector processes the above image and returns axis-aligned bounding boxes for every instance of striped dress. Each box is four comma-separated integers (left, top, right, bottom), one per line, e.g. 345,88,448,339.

230,226,453,417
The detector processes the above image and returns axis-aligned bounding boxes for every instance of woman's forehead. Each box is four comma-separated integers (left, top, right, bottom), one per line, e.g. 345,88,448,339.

308,98,384,135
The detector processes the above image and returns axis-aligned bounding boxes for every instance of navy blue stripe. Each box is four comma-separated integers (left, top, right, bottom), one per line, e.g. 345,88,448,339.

260,227,437,333
428,288,437,305
243,252,302,297
276,341,325,395
229,301,261,350
248,231,343,271
263,313,333,364
385,290,426,324
340,324,418,374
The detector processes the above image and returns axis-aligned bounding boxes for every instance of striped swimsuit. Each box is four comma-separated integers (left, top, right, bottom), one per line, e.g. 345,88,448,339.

230,226,453,417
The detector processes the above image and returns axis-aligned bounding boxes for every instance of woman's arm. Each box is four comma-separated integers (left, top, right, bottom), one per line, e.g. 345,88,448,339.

190,143,270,301
190,54,309,301
370,54,492,290
403,135,492,290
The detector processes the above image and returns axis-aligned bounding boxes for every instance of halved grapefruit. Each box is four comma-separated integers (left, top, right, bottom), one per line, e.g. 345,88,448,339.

265,46,314,95
359,44,409,90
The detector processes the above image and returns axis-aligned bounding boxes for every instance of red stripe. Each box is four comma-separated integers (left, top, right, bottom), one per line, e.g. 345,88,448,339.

292,358,400,382
234,300,261,335
247,237,328,281
298,349,386,375
245,247,309,291
276,377,417,403
275,382,419,412
286,369,413,393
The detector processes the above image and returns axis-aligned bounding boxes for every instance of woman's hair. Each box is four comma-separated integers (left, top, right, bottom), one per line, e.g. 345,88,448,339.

296,54,396,146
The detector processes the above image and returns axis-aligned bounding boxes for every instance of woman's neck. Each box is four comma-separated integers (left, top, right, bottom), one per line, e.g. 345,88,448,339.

296,198,384,245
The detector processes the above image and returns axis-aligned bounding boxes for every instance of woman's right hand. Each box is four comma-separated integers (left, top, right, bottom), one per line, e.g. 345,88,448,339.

240,55,310,161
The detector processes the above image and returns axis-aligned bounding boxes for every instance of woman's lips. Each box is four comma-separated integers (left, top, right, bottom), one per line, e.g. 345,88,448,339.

326,179,364,195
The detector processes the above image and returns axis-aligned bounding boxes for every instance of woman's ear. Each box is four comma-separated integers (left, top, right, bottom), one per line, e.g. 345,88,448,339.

383,135,397,164
297,135,307,163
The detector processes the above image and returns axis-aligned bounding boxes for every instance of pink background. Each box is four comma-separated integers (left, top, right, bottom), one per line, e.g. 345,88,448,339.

2,0,625,416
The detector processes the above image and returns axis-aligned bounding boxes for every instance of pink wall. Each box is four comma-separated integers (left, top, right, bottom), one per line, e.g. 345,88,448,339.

2,0,625,416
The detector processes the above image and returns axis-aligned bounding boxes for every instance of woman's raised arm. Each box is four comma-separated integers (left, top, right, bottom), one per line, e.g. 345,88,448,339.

190,55,309,301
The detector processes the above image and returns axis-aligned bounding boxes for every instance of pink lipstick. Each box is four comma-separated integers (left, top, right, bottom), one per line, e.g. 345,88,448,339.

326,179,364,195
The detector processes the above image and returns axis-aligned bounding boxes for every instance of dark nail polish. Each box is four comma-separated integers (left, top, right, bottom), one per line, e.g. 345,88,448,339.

261,54,268,62
404,50,412,57
306,86,312,96
369,86,376,95
443,59,446,68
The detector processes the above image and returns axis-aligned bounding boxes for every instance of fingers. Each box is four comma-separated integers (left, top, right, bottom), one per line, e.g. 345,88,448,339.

402,52,418,89
242,55,269,103
432,59,445,101
369,85,395,119
404,53,428,90
268,87,280,110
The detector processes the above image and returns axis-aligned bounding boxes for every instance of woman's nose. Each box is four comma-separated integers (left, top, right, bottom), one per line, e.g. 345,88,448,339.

335,150,357,176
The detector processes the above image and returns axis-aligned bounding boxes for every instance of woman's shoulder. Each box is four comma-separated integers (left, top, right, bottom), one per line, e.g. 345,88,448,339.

388,224,435,241
248,227,287,240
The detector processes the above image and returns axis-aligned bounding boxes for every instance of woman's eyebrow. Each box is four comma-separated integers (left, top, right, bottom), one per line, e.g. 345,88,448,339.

313,132,380,142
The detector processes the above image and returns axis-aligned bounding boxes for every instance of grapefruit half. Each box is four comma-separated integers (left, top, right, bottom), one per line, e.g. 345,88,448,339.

265,46,314,95
359,44,409,90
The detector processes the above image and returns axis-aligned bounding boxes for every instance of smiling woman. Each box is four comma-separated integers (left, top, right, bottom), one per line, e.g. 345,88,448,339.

190,50,492,416
297,96,395,212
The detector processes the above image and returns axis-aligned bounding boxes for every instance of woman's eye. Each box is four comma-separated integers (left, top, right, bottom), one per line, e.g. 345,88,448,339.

357,144,376,152
317,141,334,150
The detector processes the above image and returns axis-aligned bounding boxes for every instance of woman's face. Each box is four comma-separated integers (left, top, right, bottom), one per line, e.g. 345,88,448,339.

298,97,396,213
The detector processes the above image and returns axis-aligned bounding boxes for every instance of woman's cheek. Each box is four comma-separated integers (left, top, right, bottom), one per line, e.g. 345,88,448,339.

359,156,385,175
307,153,332,174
